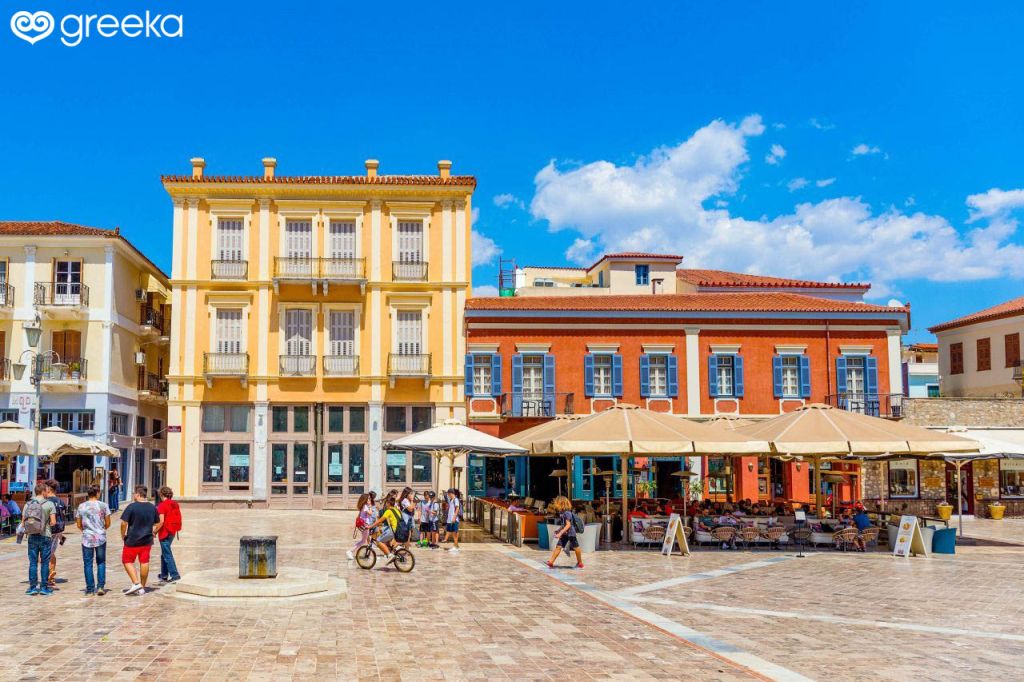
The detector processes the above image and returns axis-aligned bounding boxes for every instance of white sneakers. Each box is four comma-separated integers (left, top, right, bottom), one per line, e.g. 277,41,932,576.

448,547,460,554
345,550,354,561
123,583,144,595
384,554,398,565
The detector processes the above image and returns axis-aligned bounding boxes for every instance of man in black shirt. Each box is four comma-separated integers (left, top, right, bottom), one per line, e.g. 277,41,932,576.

119,485,161,595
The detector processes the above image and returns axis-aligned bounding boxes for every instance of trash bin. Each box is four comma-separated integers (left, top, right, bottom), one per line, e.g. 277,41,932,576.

932,527,957,554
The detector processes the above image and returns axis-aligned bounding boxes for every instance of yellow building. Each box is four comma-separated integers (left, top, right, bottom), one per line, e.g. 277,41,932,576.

0,222,170,497
162,158,474,508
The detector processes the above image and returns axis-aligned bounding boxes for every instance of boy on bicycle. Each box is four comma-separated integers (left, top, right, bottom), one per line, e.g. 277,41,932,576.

368,496,401,566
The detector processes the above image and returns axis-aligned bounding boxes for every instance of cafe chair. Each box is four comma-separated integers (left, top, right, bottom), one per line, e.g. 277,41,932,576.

738,525,760,550
760,525,786,550
711,525,737,550
833,527,859,551
642,524,666,546
858,526,880,550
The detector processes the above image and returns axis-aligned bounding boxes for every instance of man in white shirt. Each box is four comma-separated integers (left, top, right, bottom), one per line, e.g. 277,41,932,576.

444,488,461,553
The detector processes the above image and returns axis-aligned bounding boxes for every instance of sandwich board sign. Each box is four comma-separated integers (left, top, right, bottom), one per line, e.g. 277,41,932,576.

661,513,690,556
892,515,930,558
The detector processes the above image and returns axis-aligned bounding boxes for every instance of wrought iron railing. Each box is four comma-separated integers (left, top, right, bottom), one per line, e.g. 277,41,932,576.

203,352,248,375
38,356,88,381
392,260,428,281
323,355,359,376
388,353,431,375
140,305,164,334
280,354,316,376
0,358,10,381
0,283,14,308
34,282,89,307
476,392,576,418
137,369,167,395
825,392,904,419
211,260,248,280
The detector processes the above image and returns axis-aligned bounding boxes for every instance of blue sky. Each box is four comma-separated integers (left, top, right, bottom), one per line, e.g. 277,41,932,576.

2,1,1023,341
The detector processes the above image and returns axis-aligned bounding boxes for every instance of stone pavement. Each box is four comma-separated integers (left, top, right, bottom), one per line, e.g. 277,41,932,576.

1,510,1021,681
957,516,1024,545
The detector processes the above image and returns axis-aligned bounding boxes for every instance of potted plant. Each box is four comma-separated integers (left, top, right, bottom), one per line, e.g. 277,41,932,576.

988,500,1006,520
635,480,655,499
936,501,953,521
68,360,81,380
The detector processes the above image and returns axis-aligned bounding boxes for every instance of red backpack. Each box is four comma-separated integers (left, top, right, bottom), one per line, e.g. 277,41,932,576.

161,500,182,535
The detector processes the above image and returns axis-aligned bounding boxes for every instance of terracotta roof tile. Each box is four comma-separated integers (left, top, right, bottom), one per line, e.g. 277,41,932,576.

928,295,1024,333
465,291,908,315
676,268,869,290
161,174,477,187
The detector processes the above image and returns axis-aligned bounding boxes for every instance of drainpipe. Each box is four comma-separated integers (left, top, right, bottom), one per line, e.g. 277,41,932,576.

825,321,832,397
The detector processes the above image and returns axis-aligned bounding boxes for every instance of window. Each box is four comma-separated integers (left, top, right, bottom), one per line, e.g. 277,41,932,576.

533,278,555,287
999,459,1024,498
593,355,613,396
203,444,224,482
215,309,243,354
1006,333,1021,368
51,330,82,363
781,356,800,397
228,444,251,486
136,416,147,437
648,355,668,397
927,384,940,398
328,220,356,258
42,410,94,432
396,221,423,262
845,356,865,394
522,354,544,400
472,354,492,395
54,260,82,303
110,412,129,435
328,310,355,356
949,342,964,375
293,406,309,432
349,406,365,433
977,337,991,372
217,219,244,261
707,457,733,496
411,407,432,432
396,311,422,355
0,410,17,423
272,406,288,433
201,405,250,433
327,406,344,432
888,459,918,498
635,264,650,286
412,452,432,483
284,309,312,356
385,406,406,433
386,451,407,482
152,419,163,437
285,219,312,258
717,355,735,396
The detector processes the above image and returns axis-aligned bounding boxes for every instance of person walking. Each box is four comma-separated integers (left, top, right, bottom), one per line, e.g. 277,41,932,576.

120,485,161,595
44,479,67,589
398,487,416,548
418,491,439,549
108,469,122,513
546,496,583,569
347,491,377,561
21,483,57,595
75,485,111,596
155,487,182,583
444,488,461,553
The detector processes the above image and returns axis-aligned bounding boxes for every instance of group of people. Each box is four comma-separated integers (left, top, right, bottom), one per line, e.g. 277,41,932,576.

19,481,182,596
348,487,464,566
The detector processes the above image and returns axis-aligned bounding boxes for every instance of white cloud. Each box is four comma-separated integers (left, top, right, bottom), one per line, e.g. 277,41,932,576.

471,229,502,266
765,143,786,165
816,177,836,188
787,177,809,192
810,118,836,130
852,143,881,156
966,188,1024,221
493,193,525,209
472,284,499,297
529,116,1024,298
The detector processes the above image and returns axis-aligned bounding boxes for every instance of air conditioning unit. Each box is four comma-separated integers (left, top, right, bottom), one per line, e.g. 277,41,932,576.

135,289,146,302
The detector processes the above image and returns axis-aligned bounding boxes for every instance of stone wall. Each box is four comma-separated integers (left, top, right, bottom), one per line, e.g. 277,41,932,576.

902,397,1024,427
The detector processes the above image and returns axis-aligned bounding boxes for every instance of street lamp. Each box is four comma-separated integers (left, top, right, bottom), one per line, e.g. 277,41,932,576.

15,316,60,489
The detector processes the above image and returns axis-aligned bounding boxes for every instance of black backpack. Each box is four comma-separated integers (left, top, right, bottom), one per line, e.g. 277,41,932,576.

49,497,66,534
395,515,411,543
571,512,586,535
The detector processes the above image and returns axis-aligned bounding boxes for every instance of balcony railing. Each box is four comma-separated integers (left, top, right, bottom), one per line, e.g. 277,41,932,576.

34,282,89,307
274,257,317,279
211,260,248,280
388,353,431,376
392,260,428,282
203,352,248,376
321,257,365,280
137,369,167,396
38,356,87,382
1013,362,1023,383
323,354,359,377
269,257,367,281
280,354,316,376
825,393,904,419
0,283,14,308
140,305,164,334
0,358,10,381
502,392,575,418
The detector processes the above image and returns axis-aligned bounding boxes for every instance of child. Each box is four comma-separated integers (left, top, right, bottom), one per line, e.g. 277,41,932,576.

546,496,583,569
368,495,400,566
347,491,377,560
444,488,461,553
418,491,440,549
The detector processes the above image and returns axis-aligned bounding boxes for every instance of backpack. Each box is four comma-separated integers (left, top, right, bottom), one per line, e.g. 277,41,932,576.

49,497,67,534
571,512,586,535
22,498,47,536
393,509,411,543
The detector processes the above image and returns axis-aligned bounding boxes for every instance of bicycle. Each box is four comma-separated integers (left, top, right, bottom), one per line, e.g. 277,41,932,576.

355,528,416,572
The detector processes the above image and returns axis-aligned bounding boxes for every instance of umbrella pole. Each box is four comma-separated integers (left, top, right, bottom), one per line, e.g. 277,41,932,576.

814,456,823,518
957,461,964,538
620,453,629,542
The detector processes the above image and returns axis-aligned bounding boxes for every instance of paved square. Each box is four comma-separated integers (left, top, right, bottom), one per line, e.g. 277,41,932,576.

1,510,1021,681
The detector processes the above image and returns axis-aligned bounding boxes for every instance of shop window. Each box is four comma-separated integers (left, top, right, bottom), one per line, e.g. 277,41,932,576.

272,406,288,433
327,406,344,432
349,406,365,433
1000,460,1024,498
203,444,224,482
707,457,733,496
385,406,406,433
228,444,251,488
293,406,309,432
386,450,407,482
888,459,918,498
413,452,432,483
202,405,250,433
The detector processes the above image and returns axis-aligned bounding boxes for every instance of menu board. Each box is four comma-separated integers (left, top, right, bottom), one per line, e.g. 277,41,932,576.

892,515,929,558
660,513,690,557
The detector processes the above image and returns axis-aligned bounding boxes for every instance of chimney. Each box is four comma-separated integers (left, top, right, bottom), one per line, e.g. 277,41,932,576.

437,160,452,179
262,157,277,179
365,159,379,178
190,157,206,178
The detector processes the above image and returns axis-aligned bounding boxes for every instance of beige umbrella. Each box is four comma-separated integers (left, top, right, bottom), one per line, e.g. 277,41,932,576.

37,426,120,460
0,421,30,455
735,404,978,514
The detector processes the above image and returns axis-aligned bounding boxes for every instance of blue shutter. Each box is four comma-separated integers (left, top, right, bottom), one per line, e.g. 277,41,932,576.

464,354,475,398
584,354,595,397
639,355,651,398
866,356,879,395
612,354,623,397
734,355,745,397
490,354,502,397
667,355,679,397
543,354,556,416
835,356,848,395
511,354,523,417
799,355,811,398
708,354,719,398
772,356,783,398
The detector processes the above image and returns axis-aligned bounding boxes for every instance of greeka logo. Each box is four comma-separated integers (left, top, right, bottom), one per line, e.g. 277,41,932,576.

9,7,183,47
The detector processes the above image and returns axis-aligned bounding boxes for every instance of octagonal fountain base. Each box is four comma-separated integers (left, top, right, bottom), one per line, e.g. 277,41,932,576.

167,567,346,603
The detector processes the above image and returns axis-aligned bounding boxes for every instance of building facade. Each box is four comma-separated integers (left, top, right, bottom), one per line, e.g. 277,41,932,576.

0,222,170,496
902,342,939,398
162,158,473,508
467,253,909,506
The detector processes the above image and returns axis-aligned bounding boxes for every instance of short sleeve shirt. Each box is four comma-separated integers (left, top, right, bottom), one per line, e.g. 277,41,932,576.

28,497,56,538
560,510,577,538
446,498,461,524
121,501,159,547
75,499,110,548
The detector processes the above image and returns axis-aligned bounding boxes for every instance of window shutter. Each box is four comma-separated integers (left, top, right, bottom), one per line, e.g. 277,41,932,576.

490,354,502,396
866,356,879,395
707,354,719,398
511,354,523,417
584,354,595,397
799,356,811,398
464,354,475,398
667,355,679,397
543,354,556,410
639,355,651,398
772,356,783,398
612,354,623,397
835,356,848,394
734,355,745,397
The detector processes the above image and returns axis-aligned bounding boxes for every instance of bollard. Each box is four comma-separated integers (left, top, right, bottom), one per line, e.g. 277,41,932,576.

239,535,278,579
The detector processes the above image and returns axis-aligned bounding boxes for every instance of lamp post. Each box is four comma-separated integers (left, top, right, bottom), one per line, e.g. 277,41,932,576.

11,316,58,489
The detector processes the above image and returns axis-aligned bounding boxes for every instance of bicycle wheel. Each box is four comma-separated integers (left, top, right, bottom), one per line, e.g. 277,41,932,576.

392,548,415,573
355,545,376,570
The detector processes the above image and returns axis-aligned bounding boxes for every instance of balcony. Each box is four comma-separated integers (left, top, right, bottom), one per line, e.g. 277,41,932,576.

1013,362,1022,383
0,358,10,384
279,354,316,377
468,392,577,420
38,356,87,388
825,393,904,419
211,259,248,280
320,257,366,293
388,353,431,387
34,282,89,317
203,352,249,387
137,369,167,403
392,260,428,282
273,257,367,293
0,283,14,315
139,305,165,336
323,354,359,377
